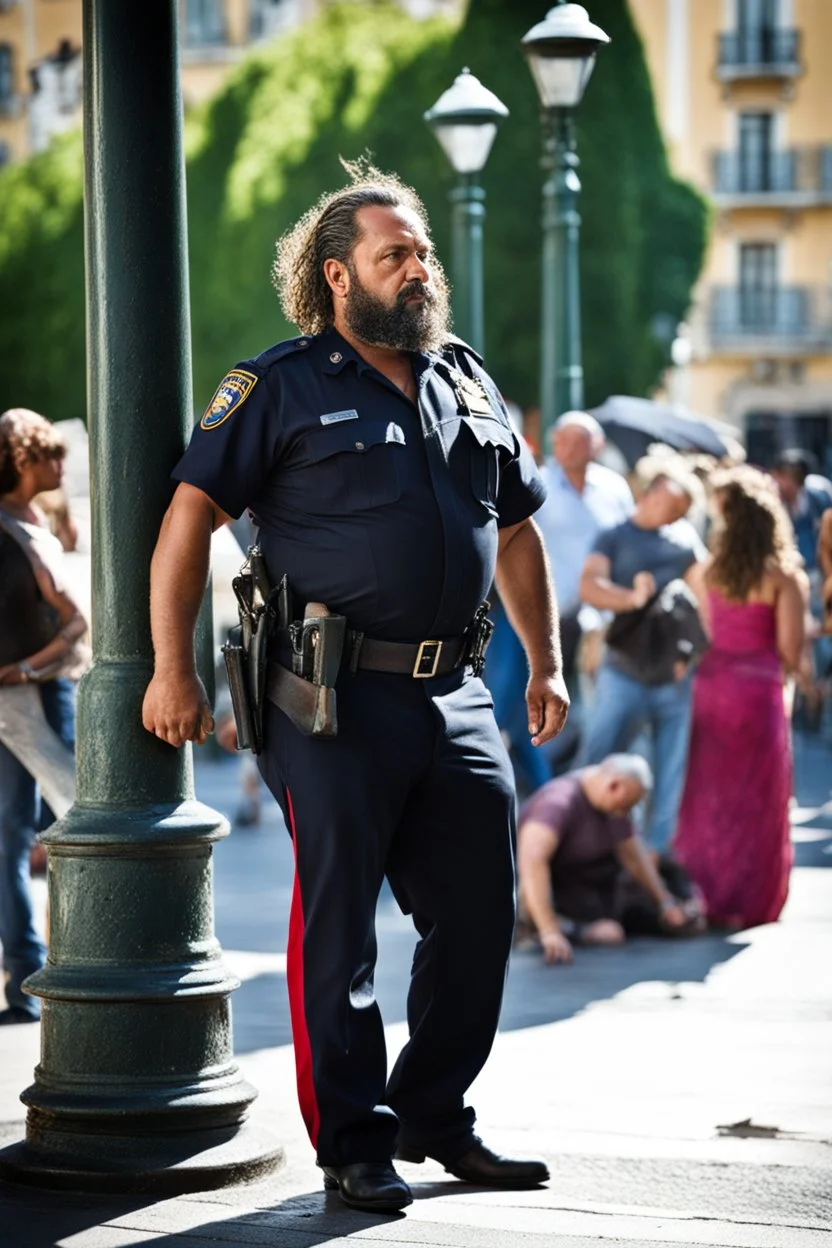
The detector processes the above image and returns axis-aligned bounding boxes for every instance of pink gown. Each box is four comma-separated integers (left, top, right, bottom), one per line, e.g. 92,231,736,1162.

673,591,792,929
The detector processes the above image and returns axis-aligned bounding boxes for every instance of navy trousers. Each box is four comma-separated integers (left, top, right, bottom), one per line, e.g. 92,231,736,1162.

258,665,516,1167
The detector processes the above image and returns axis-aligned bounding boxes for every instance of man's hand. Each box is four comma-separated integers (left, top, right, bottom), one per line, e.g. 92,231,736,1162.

527,670,570,747
0,664,28,686
629,571,656,610
540,929,573,965
142,671,214,747
658,899,687,930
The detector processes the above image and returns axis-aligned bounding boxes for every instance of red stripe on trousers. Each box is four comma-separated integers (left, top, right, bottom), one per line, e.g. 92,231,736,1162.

284,787,320,1149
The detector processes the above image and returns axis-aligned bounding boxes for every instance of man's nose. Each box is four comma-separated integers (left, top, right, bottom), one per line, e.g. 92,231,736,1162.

406,254,430,283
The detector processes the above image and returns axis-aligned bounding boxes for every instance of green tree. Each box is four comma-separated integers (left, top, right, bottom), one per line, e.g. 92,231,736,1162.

0,0,706,422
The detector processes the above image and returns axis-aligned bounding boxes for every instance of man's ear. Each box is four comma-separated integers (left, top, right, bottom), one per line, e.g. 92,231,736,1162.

323,258,349,300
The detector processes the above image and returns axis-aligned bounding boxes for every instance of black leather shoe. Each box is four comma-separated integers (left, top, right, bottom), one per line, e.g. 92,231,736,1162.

0,1007,39,1026
396,1136,549,1189
320,1161,412,1212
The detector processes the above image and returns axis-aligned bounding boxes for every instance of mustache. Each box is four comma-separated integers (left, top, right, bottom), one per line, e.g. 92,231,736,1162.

397,280,434,306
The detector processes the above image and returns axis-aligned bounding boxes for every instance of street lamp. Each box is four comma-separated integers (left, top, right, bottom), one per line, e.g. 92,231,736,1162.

425,68,508,356
522,3,610,438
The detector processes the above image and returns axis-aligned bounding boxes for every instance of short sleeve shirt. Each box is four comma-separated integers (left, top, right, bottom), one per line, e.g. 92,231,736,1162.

592,518,706,593
173,328,546,641
519,774,633,869
590,518,707,676
519,774,633,921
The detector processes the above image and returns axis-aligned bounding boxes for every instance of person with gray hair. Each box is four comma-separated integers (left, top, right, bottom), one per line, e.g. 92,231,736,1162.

516,754,700,965
534,409,633,707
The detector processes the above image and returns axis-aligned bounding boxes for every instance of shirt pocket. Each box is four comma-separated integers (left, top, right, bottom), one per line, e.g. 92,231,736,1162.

460,413,515,518
299,418,405,513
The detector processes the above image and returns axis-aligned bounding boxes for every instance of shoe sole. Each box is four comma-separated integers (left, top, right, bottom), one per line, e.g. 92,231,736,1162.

322,1174,412,1211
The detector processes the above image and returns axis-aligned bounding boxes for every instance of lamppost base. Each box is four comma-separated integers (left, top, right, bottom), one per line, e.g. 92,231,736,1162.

0,1119,284,1194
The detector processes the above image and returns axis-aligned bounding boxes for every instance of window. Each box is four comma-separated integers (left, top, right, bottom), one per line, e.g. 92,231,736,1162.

184,0,225,46
0,44,13,107
739,243,778,329
738,112,774,191
737,0,780,59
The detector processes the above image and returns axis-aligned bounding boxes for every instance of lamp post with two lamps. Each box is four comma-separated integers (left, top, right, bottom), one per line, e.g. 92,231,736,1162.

424,68,508,356
522,2,610,440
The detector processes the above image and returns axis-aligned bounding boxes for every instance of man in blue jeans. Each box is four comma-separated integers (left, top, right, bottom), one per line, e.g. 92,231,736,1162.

0,408,89,1025
578,465,707,853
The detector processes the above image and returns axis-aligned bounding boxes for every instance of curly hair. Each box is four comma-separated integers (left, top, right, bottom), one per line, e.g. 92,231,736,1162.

707,465,801,600
272,158,433,334
0,408,66,494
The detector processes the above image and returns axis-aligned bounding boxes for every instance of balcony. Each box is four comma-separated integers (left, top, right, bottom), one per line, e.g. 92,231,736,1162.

716,28,801,81
709,287,832,356
711,146,832,207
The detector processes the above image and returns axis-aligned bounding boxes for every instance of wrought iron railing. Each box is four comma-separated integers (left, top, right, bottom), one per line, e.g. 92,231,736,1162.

711,147,832,197
710,286,832,349
717,28,800,74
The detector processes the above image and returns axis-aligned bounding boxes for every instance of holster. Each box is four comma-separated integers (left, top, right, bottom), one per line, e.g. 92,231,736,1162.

221,549,283,755
270,602,346,737
266,663,338,738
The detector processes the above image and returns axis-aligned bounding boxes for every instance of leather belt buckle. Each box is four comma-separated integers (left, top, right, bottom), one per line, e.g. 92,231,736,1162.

413,639,442,678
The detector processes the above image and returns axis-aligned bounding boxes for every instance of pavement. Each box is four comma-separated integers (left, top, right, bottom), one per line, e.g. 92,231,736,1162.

1,731,831,1246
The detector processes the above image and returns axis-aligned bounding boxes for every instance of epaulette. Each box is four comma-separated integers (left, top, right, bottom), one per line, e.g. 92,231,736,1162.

254,334,316,370
443,334,484,367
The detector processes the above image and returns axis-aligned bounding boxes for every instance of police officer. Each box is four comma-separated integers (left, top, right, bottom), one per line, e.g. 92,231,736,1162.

143,164,569,1213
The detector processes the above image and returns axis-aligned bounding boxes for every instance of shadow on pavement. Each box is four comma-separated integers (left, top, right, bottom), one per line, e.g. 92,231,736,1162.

0,1177,406,1248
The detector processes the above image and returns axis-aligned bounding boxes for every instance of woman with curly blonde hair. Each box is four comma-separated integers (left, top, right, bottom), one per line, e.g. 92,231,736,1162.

672,466,805,930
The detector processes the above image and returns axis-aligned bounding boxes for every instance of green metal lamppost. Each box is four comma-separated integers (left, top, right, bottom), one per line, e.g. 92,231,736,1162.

0,0,281,1193
522,3,609,440
425,68,508,356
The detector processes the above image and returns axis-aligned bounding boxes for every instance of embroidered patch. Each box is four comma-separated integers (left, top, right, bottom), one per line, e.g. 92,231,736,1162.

320,409,359,426
201,370,258,430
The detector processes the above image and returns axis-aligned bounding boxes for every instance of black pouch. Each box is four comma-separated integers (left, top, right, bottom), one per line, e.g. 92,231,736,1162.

222,625,256,752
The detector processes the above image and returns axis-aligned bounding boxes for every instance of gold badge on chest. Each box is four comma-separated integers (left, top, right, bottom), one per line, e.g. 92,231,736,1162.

449,368,493,416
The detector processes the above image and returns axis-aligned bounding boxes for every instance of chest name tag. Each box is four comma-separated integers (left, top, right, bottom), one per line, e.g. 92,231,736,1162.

201,369,258,430
320,409,359,426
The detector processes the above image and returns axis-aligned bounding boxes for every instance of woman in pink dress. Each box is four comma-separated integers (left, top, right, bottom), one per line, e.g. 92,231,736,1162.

673,467,805,930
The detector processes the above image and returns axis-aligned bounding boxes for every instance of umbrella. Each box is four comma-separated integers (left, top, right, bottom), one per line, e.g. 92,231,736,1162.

589,395,734,468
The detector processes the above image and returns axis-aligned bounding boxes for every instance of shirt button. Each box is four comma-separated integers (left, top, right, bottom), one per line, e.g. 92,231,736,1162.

355,440,365,451
329,351,343,363
297,338,309,348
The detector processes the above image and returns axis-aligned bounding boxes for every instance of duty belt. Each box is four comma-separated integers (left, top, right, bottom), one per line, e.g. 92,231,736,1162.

275,602,494,680
346,633,469,678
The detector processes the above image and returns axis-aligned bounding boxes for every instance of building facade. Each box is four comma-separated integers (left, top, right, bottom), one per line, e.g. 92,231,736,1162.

629,0,832,472
0,0,314,165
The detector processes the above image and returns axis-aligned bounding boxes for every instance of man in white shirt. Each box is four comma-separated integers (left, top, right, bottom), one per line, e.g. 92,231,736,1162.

535,412,633,693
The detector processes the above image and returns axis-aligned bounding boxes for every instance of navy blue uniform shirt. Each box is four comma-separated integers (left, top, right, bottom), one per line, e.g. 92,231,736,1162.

174,327,546,641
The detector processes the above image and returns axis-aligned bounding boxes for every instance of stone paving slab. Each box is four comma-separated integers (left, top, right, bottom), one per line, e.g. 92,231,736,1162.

1,736,831,1247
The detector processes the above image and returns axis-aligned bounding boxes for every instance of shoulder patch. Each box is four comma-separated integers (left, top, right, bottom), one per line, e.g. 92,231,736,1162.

201,369,258,430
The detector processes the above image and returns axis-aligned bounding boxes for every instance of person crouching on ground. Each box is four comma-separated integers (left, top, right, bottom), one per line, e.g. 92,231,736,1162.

516,754,702,965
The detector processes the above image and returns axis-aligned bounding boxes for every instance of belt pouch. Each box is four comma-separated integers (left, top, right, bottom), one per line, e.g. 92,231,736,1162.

221,625,256,752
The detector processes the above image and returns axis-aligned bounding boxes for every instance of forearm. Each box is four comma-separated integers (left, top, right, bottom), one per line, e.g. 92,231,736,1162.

495,520,561,675
581,575,638,613
520,858,561,936
149,501,214,677
25,613,86,675
617,840,672,907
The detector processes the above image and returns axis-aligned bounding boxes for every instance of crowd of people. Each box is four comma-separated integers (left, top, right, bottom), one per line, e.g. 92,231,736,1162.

505,412,832,961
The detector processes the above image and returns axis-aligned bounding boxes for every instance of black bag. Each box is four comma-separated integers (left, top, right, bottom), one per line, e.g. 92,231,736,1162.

605,577,708,686
0,526,60,666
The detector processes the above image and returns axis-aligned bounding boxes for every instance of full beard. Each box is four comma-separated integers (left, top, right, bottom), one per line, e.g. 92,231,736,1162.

344,266,451,353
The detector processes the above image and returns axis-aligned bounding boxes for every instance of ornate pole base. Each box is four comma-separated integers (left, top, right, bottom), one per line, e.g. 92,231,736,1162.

0,798,284,1194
